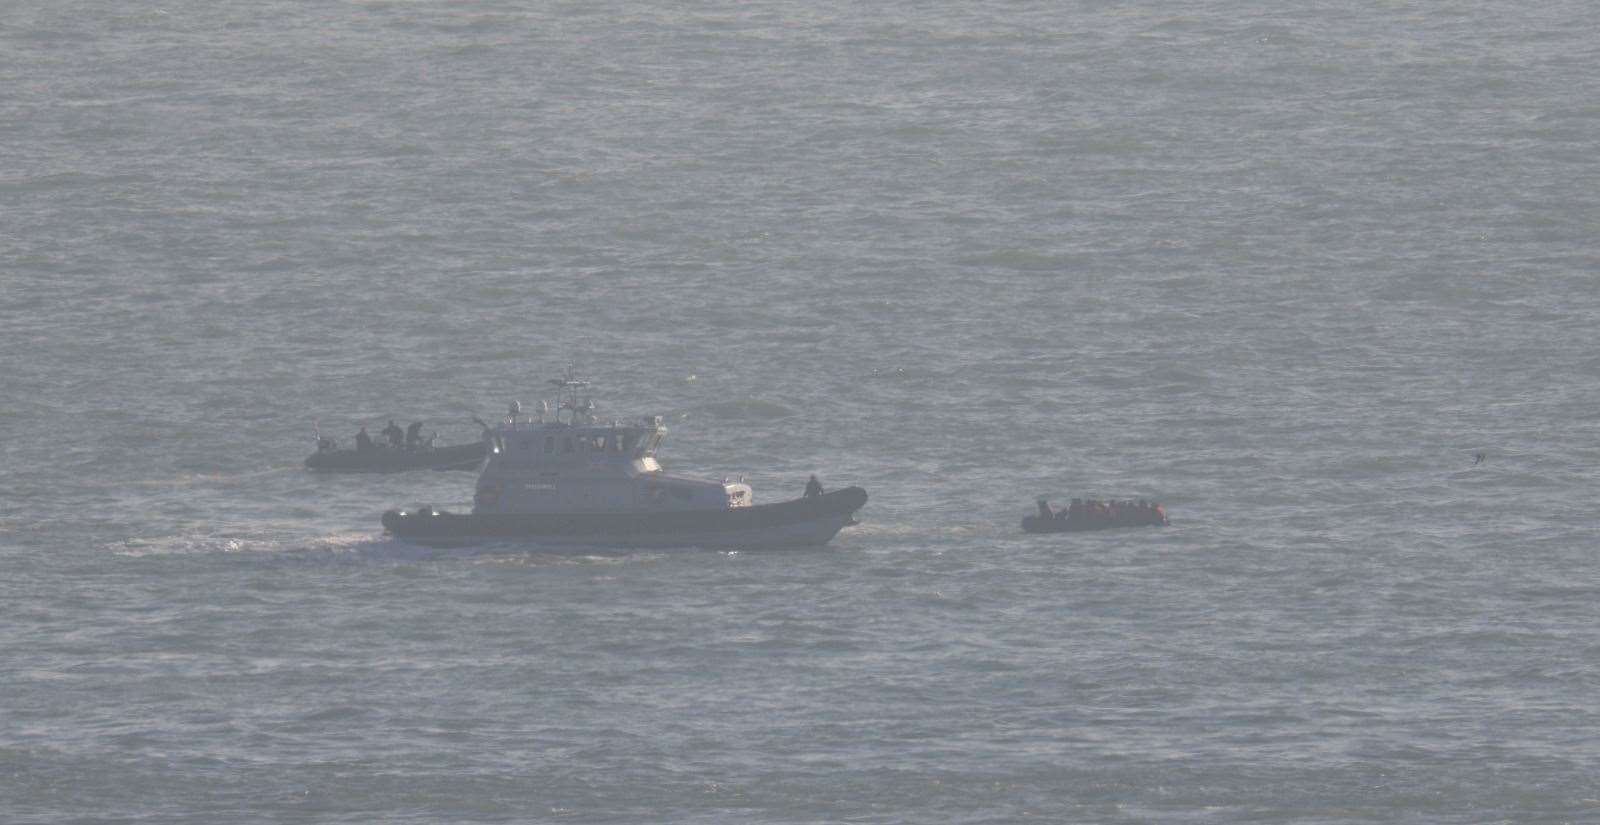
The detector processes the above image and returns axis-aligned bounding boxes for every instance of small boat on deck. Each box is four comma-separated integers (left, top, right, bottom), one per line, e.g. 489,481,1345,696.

380,371,867,548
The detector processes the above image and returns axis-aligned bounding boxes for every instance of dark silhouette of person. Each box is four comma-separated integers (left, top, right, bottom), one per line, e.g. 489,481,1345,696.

406,421,424,449
1473,452,1486,465
355,425,374,452
1036,498,1053,519
804,475,824,498
383,420,404,448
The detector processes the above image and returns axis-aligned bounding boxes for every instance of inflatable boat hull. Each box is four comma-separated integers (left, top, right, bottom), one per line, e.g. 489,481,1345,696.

382,487,868,549
305,442,488,473
1022,514,1167,533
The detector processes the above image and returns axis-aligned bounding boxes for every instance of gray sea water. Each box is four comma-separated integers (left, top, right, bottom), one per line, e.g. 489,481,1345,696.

4,1,1600,822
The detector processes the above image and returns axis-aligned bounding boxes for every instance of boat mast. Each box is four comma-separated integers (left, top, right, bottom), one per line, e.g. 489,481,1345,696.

549,367,589,426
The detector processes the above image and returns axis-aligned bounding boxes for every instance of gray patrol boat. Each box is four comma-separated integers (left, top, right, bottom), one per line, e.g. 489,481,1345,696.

381,371,866,548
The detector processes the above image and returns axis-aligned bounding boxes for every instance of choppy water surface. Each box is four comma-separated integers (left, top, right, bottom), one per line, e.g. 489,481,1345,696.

4,1,1599,822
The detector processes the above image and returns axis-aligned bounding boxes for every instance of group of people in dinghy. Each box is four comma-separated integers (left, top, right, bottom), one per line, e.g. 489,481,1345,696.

1036,497,1168,528
328,420,434,453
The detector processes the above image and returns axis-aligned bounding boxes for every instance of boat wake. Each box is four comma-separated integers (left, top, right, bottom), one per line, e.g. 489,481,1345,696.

100,465,300,491
843,520,997,544
107,530,677,567
107,530,382,558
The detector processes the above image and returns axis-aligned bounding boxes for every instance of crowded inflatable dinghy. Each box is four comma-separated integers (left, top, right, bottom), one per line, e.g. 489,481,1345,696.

1022,497,1168,533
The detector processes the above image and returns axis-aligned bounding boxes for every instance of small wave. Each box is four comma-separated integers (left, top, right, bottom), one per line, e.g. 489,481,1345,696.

955,249,1087,272
352,536,681,566
298,705,372,723
698,399,795,420
107,529,382,558
469,549,667,568
110,534,283,557
109,529,702,565
300,531,390,555
239,257,299,274
109,465,299,491
0,171,137,192
845,520,997,545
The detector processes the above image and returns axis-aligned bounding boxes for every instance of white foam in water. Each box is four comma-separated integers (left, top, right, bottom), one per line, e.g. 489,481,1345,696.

109,534,285,557
110,530,393,558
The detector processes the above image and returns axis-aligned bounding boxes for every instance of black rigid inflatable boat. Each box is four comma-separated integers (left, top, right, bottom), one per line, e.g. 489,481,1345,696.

1021,512,1167,533
305,441,488,473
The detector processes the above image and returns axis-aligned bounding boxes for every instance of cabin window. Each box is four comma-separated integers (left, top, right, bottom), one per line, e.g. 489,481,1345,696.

622,433,638,452
562,437,573,453
610,434,623,453
543,436,554,453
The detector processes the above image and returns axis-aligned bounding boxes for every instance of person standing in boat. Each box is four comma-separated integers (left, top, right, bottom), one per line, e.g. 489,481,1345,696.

805,475,824,498
383,420,404,448
355,425,374,452
1036,498,1053,519
405,421,425,450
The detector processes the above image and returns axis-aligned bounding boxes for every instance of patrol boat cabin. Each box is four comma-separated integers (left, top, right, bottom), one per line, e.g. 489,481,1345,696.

472,374,753,516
